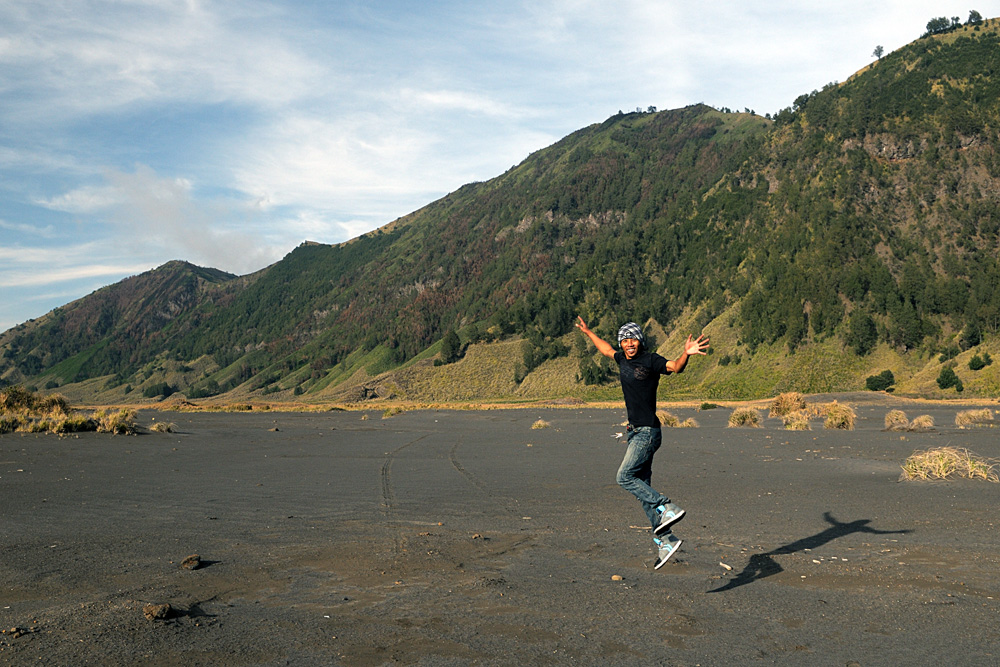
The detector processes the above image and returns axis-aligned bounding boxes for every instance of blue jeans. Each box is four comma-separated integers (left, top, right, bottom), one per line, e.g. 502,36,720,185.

616,426,669,529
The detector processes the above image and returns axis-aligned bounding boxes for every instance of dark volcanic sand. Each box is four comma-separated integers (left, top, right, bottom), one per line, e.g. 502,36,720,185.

2,403,998,665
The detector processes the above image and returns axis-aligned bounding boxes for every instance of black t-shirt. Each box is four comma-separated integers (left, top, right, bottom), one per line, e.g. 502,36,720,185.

614,350,671,427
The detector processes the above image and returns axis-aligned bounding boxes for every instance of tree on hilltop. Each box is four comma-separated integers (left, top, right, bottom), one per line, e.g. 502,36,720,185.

925,16,951,35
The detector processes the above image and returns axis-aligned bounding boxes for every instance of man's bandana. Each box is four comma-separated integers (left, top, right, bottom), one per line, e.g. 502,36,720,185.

617,322,644,345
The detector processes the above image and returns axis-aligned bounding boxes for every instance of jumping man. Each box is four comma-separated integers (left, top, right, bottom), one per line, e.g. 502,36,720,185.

575,317,710,569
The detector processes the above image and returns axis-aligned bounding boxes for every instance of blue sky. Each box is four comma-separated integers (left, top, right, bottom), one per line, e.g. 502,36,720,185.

1,1,994,333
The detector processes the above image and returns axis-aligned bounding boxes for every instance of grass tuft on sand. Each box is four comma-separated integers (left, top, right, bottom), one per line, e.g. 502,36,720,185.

531,419,551,429
908,414,935,431
93,408,138,435
900,447,999,482
885,410,934,432
955,408,995,428
782,410,811,430
820,402,856,430
768,392,805,418
382,406,404,419
728,406,761,428
1,386,96,434
884,410,910,431
656,410,679,427
150,421,176,433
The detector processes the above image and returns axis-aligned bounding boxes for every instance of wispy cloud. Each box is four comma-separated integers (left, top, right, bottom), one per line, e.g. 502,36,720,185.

0,1,324,122
0,218,56,238
0,261,153,289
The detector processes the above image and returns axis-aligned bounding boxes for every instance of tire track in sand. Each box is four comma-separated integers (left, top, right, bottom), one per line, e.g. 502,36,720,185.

379,434,432,560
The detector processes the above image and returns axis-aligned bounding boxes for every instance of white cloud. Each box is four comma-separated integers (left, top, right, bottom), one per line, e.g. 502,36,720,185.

0,0,325,122
0,218,55,238
35,184,120,214
399,88,535,119
0,261,153,289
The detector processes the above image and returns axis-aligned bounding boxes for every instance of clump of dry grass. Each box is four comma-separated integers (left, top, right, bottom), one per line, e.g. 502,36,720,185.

679,417,699,428
531,419,551,429
782,410,811,430
382,406,404,419
150,421,176,433
728,407,761,428
884,409,934,432
94,408,137,435
900,446,999,482
0,385,37,412
955,408,995,428
656,410,680,427
0,386,95,434
884,410,909,431
822,403,856,430
768,392,805,418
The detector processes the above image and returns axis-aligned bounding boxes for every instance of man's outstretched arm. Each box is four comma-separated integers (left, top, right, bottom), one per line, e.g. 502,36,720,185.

665,334,710,374
575,316,616,358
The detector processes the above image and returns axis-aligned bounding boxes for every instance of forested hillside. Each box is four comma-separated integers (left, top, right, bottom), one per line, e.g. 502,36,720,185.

3,18,1000,403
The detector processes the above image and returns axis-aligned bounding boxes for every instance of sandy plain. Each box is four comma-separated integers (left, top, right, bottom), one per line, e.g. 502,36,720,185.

1,399,998,665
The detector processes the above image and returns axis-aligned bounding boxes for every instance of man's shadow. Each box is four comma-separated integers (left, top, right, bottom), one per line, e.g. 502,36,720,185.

708,512,911,593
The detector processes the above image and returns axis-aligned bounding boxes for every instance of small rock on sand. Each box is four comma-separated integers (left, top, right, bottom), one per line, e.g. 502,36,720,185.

180,554,201,570
143,603,171,620
611,575,623,581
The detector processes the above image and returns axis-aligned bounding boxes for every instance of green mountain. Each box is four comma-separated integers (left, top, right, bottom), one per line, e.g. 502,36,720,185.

3,18,1000,403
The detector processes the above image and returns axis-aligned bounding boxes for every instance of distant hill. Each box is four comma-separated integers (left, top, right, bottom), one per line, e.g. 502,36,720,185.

3,18,1000,403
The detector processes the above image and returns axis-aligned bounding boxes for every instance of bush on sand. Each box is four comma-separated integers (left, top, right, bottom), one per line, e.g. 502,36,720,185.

728,407,761,428
955,408,995,428
900,447,998,482
769,392,805,418
94,408,137,435
822,403,856,430
884,410,910,431
782,410,811,430
656,410,680,427
908,414,935,431
150,421,176,433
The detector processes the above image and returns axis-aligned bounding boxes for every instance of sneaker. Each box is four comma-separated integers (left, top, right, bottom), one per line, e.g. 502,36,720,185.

653,503,685,536
654,534,682,569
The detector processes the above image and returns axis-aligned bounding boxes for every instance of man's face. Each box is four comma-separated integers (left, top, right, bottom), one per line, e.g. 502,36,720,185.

621,337,640,359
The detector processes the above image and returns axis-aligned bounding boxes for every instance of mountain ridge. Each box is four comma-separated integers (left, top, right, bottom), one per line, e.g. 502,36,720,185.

3,19,1000,402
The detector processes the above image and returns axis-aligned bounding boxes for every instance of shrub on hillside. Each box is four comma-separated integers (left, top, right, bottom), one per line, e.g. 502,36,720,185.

865,370,895,392
143,382,175,399
936,366,963,392
968,352,993,371
938,345,961,363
